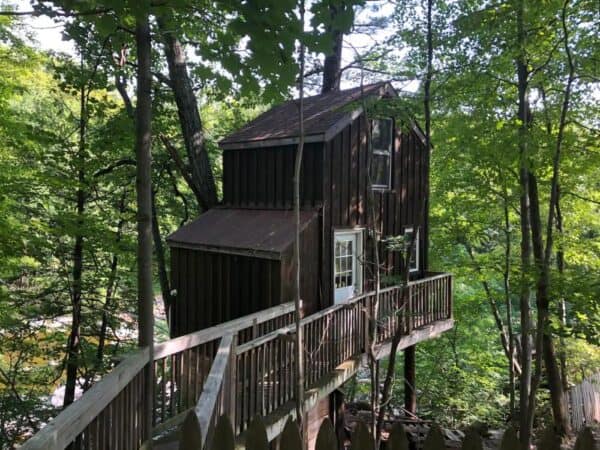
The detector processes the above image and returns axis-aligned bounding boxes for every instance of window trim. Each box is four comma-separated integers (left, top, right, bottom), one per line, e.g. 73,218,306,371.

371,118,393,190
333,229,364,303
404,226,420,273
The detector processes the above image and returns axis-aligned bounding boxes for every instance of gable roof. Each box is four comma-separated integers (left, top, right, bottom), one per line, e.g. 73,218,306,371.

166,208,318,260
219,82,396,150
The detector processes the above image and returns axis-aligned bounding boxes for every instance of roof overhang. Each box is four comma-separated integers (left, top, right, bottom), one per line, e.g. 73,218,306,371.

219,83,429,151
220,133,326,150
167,208,319,260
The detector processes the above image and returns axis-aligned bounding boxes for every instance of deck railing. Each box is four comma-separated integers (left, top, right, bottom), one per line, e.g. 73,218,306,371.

21,302,295,450
231,272,453,435
22,273,452,449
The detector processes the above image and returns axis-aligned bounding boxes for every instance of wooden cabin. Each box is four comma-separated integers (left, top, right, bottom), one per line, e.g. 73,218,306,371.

21,82,453,450
167,82,430,336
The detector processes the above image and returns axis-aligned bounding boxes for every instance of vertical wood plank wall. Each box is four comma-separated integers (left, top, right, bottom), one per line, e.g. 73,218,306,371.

322,115,429,305
170,248,282,337
170,219,321,337
172,113,429,334
222,143,324,209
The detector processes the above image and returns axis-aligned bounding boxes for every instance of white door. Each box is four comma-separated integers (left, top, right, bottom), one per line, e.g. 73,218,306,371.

334,231,363,304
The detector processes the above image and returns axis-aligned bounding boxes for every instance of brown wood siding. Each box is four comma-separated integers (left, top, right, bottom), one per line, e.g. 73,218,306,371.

172,112,429,326
321,115,429,306
170,247,282,337
222,143,323,209
280,216,321,316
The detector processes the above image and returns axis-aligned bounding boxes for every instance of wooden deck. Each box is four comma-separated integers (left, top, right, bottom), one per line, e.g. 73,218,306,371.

21,273,453,450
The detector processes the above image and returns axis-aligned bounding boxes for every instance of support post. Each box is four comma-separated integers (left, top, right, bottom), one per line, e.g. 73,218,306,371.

404,345,416,415
229,334,238,434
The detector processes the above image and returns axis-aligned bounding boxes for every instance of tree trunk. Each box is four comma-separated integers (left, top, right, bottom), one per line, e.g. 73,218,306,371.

556,189,568,391
422,0,433,273
321,3,344,93
361,78,381,443
151,188,173,325
515,2,533,447
157,13,218,211
375,236,415,442
95,191,127,376
404,345,416,414
135,10,154,441
293,2,306,442
64,81,87,408
503,192,517,418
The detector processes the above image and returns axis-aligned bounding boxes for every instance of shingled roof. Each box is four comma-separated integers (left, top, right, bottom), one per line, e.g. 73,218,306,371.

219,82,396,150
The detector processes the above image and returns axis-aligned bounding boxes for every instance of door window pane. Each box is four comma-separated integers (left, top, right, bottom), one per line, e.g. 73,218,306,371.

333,231,363,302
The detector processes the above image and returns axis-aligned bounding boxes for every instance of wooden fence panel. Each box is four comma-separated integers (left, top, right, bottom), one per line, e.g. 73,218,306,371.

387,423,409,450
350,421,373,450
460,431,483,450
209,415,235,450
179,411,203,450
422,424,444,450
280,419,303,450
565,372,600,431
245,417,269,450
315,418,338,450
192,416,598,450
574,427,596,450
499,427,519,450
539,428,562,450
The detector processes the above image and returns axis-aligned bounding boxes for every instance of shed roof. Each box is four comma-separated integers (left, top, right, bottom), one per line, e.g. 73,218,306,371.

166,208,318,260
219,82,395,150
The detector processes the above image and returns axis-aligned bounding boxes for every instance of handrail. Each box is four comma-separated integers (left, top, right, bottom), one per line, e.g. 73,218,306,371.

235,285,400,354
197,334,233,448
154,302,294,360
180,334,234,449
20,303,295,450
232,273,453,433
21,347,150,450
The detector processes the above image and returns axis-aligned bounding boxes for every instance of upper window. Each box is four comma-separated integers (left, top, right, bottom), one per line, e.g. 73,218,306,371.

404,227,419,273
371,118,393,190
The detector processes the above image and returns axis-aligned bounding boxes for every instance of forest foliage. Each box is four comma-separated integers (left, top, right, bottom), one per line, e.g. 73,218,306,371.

0,0,598,448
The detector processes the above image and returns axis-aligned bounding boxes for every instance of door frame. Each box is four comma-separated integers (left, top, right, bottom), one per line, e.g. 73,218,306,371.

332,228,364,304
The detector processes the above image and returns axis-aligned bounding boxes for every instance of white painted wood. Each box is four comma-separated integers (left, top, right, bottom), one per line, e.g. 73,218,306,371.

20,347,150,450
333,230,364,304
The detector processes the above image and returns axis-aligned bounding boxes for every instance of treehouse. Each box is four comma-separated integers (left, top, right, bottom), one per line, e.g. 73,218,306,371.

164,82,454,447
168,82,435,333
22,83,453,450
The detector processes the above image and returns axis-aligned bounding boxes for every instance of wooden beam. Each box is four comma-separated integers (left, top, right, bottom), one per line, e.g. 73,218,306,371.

375,319,454,360
154,302,294,360
220,134,325,151
194,334,234,448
